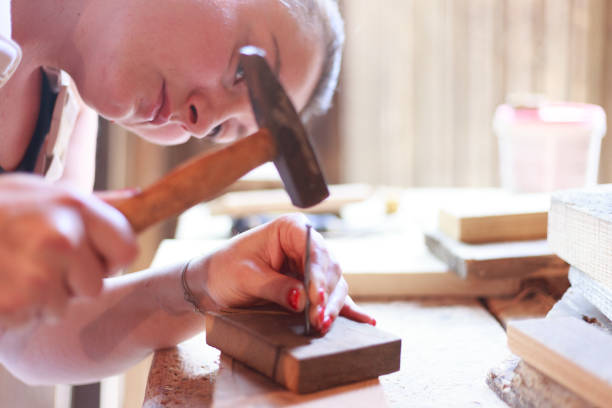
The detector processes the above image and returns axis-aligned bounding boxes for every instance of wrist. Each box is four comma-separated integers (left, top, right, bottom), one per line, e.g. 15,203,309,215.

180,257,216,314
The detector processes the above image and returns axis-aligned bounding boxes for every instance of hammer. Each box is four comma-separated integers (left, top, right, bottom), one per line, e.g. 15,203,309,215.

106,46,329,233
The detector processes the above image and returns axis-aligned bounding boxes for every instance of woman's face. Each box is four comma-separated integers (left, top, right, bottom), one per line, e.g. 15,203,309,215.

74,0,323,145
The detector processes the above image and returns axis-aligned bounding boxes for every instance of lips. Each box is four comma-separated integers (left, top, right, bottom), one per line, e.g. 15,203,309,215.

149,81,171,126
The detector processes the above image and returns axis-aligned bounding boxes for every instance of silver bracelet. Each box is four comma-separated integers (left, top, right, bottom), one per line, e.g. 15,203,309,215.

180,259,206,315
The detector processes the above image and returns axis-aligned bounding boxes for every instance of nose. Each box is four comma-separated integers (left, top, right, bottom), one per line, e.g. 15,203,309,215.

175,89,258,141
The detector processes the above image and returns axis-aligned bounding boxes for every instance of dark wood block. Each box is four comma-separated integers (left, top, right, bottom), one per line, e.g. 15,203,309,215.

205,310,401,394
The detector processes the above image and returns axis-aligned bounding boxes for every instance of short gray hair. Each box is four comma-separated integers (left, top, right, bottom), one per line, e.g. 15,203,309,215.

282,0,345,123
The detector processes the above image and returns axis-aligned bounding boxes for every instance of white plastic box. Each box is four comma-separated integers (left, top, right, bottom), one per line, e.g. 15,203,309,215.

494,102,606,193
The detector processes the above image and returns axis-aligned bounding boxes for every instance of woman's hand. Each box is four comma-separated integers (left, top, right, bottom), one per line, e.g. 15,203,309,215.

0,174,138,328
187,213,375,333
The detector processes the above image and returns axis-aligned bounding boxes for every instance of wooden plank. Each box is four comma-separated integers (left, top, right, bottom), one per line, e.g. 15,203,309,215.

153,238,524,298
207,184,374,217
543,0,571,99
438,193,549,243
205,311,400,394
569,266,612,321
484,279,559,329
425,230,568,279
507,317,612,408
144,300,510,407
487,356,596,408
547,185,612,290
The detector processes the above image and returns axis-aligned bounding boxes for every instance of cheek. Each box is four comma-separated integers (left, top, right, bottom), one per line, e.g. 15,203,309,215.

124,123,191,146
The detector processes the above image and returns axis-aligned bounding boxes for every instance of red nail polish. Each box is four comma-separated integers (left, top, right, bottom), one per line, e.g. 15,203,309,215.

318,287,325,303
370,318,377,326
321,316,333,333
288,288,300,310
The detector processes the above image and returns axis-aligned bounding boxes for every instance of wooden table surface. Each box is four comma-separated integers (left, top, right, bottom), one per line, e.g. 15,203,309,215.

143,298,510,407
142,188,541,407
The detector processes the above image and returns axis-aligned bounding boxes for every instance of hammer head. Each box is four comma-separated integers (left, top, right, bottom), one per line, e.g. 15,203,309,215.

239,46,329,208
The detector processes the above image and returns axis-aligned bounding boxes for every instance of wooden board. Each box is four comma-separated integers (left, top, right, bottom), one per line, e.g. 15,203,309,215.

425,230,568,279
438,194,549,243
144,300,510,407
204,311,401,394
507,316,612,408
152,238,524,298
568,266,612,321
548,185,612,291
484,279,560,329
207,184,374,217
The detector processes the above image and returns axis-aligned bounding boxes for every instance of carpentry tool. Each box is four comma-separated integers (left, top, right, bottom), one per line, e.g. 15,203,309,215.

106,46,328,232
303,225,312,335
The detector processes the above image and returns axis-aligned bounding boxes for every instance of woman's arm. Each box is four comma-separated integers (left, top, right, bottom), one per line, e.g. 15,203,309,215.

0,214,373,386
0,262,202,385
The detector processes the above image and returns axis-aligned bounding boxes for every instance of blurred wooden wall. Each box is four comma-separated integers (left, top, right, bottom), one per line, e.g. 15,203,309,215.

340,0,612,187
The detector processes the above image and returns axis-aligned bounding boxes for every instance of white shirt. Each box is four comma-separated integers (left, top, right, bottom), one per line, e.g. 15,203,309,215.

0,0,21,88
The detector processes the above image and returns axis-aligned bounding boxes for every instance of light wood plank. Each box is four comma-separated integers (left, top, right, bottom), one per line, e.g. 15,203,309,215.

547,185,612,291
508,317,612,408
438,193,549,243
206,184,374,217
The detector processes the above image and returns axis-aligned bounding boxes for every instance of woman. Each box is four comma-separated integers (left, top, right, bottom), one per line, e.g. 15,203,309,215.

0,0,374,385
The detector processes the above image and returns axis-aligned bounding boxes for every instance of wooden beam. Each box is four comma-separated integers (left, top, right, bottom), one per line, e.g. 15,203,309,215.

425,230,568,279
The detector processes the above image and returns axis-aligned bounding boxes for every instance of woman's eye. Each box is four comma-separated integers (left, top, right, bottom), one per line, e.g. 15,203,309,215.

234,63,245,85
207,124,223,138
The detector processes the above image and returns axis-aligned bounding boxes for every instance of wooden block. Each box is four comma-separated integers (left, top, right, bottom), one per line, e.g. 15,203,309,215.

548,185,612,291
425,230,568,279
204,310,401,394
207,184,374,217
507,316,612,408
438,194,549,243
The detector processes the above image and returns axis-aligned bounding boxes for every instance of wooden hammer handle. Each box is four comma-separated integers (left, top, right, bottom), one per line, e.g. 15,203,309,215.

106,129,275,233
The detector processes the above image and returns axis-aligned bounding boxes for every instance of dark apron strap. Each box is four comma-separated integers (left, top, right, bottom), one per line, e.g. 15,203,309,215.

0,68,59,174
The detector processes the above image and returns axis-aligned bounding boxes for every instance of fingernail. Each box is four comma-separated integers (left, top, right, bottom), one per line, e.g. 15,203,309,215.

317,305,325,326
369,318,377,326
318,287,325,303
321,316,333,334
288,288,300,310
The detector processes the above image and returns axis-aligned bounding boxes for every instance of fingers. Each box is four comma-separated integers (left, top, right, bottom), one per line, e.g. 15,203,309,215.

340,296,376,326
67,192,138,273
241,261,307,313
0,175,138,329
65,242,105,298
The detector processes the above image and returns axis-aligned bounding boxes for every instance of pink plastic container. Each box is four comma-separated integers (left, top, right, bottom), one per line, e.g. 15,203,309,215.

493,102,606,192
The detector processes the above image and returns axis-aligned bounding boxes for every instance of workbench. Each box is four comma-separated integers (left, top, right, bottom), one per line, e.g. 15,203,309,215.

142,188,560,407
